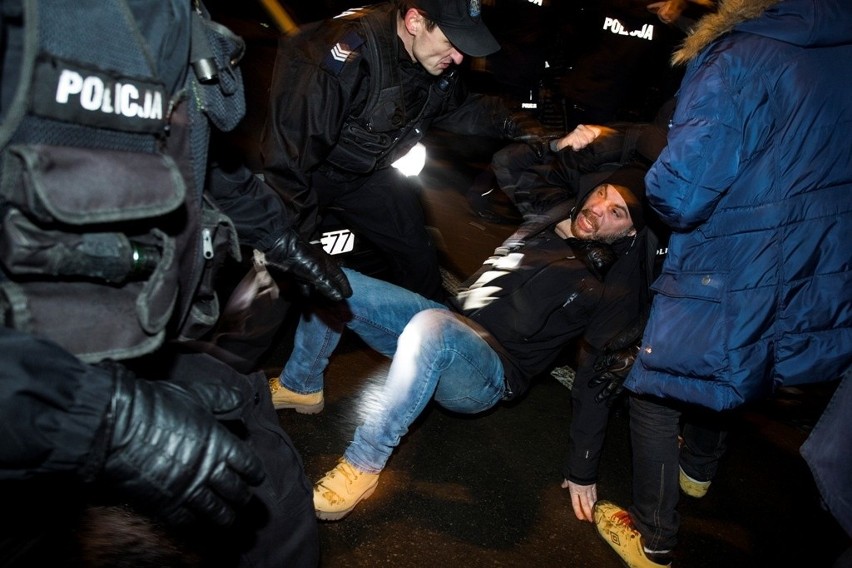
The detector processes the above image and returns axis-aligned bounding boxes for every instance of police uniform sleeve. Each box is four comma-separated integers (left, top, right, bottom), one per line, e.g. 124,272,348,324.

0,327,267,526
206,159,297,252
206,159,352,301
0,327,113,478
431,91,519,139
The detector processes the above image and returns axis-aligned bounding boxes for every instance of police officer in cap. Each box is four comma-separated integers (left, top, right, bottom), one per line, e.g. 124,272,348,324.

261,0,547,304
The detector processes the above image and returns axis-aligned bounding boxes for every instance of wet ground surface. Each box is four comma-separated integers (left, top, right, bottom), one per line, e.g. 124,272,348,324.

261,133,850,567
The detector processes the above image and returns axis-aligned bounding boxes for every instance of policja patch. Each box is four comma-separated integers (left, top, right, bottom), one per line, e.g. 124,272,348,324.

31,55,167,134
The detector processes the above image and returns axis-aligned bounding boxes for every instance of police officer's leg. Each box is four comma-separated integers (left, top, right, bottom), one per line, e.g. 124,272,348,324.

317,168,443,301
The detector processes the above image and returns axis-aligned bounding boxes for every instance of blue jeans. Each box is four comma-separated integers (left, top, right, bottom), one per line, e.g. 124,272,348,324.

628,394,728,552
280,269,506,473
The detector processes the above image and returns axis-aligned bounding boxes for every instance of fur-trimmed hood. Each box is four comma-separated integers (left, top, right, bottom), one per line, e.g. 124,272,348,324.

673,0,852,65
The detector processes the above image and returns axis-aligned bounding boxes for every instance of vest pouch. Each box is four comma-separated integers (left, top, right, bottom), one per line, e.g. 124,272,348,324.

1,208,168,284
0,144,185,362
190,12,246,132
1,145,185,225
365,86,405,132
325,122,394,174
175,195,240,342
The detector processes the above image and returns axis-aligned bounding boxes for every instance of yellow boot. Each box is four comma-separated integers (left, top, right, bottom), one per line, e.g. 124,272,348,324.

594,501,672,568
268,378,324,414
313,459,380,521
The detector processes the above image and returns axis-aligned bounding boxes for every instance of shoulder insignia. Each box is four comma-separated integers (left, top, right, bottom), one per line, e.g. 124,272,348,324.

322,29,365,76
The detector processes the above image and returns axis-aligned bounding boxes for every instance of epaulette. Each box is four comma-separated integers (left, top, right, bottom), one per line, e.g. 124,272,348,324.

321,29,365,76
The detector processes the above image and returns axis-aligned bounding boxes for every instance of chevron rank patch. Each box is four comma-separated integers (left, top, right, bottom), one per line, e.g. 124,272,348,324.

322,30,364,76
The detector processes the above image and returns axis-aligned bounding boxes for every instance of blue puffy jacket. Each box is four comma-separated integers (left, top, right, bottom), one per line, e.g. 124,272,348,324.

626,0,852,410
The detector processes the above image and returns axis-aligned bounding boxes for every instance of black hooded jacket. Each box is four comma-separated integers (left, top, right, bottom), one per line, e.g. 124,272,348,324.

448,184,653,482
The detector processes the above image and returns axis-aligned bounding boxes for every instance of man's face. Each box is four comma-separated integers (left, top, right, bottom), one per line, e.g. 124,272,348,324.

411,19,464,75
571,184,636,243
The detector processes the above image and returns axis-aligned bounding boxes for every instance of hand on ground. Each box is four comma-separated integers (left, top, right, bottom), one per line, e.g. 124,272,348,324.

561,478,598,522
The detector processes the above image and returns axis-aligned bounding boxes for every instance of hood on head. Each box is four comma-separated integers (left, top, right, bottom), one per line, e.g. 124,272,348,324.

576,163,649,234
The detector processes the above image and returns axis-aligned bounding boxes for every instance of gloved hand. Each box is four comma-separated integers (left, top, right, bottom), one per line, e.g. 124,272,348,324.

502,112,558,159
589,342,640,405
588,318,645,405
262,229,352,301
88,371,266,527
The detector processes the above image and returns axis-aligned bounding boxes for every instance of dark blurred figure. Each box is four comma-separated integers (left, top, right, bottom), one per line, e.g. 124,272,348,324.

468,0,712,224
594,1,852,567
464,0,557,111
541,0,695,130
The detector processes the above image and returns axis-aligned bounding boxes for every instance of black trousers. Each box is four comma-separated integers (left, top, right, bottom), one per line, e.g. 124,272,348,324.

311,167,443,302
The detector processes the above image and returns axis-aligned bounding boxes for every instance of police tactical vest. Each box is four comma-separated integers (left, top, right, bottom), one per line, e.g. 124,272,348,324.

322,3,459,175
0,0,244,362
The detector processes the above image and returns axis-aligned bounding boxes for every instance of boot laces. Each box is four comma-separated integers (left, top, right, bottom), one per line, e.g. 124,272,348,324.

335,461,361,484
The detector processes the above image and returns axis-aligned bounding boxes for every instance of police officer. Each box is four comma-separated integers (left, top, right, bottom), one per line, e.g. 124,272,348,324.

261,0,547,302
0,0,349,566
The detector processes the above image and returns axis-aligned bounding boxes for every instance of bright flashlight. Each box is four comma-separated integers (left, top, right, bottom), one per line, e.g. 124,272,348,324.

391,143,427,177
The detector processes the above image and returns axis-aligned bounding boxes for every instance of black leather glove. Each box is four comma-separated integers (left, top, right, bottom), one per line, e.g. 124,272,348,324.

589,342,639,405
588,319,645,405
502,112,558,159
263,229,352,301
88,371,266,527
566,238,618,281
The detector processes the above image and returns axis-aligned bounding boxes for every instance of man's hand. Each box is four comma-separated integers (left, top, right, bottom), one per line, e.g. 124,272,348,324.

561,479,597,522
554,124,618,152
647,0,714,26
647,0,686,24
91,372,266,527
262,229,352,301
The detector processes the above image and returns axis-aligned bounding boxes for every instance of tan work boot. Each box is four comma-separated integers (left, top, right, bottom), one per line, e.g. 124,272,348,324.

679,466,711,498
313,459,380,521
268,378,324,414
594,500,672,568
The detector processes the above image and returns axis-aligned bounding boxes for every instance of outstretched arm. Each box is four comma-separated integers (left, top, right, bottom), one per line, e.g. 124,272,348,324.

552,124,618,152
